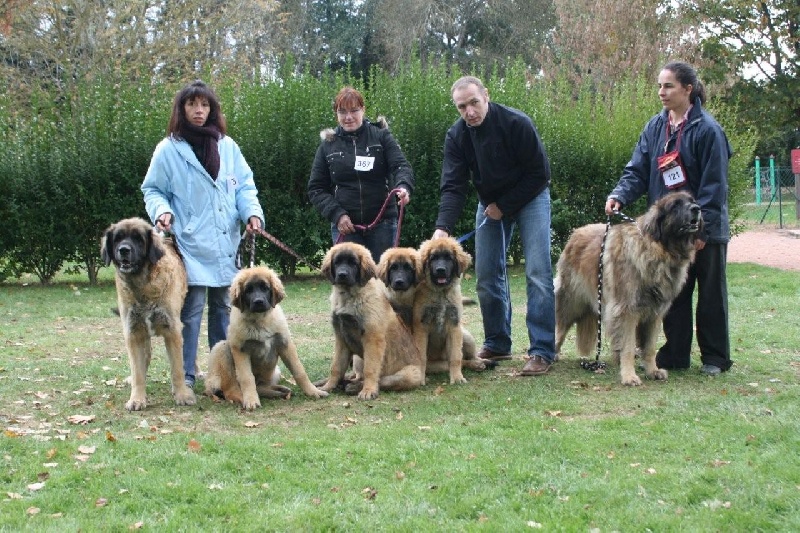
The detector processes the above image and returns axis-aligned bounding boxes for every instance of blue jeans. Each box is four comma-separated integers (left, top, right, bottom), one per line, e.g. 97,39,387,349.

181,285,230,382
474,188,556,361
331,218,398,264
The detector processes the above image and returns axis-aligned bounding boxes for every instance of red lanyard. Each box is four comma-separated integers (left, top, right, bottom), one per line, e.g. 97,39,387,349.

664,118,686,154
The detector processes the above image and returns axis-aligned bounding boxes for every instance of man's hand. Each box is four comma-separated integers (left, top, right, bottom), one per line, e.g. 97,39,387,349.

484,202,503,220
395,188,410,206
337,214,354,235
432,229,449,240
605,198,622,215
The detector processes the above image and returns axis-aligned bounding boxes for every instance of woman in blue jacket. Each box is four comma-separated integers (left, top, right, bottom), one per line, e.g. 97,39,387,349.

605,62,733,376
142,80,265,388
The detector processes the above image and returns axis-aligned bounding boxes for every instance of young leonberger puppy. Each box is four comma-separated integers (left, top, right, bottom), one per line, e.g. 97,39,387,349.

204,266,328,409
554,191,703,386
377,247,490,377
413,237,474,384
318,242,425,400
101,217,195,411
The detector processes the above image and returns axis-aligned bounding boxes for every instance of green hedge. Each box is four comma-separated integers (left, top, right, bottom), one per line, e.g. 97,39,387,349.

0,61,756,283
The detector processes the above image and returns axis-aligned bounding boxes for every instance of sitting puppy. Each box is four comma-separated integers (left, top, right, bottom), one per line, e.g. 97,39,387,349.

205,266,328,409
376,247,491,376
318,242,425,400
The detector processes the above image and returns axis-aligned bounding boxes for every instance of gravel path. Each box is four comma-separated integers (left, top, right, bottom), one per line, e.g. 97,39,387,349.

728,228,800,271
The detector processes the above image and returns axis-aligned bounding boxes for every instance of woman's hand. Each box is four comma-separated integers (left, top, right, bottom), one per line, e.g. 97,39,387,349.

246,216,262,235
337,214,354,235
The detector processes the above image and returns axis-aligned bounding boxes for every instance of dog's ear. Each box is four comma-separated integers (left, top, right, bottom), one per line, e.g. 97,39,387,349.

376,253,389,283
417,240,431,277
321,248,335,283
271,274,286,305
359,253,377,286
100,226,115,266
456,244,472,276
147,230,166,264
230,275,244,310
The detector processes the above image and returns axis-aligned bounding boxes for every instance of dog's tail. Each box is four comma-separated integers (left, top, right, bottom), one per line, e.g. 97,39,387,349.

574,314,598,356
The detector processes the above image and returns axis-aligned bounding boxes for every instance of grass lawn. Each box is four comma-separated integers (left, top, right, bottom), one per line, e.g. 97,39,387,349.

1,261,799,531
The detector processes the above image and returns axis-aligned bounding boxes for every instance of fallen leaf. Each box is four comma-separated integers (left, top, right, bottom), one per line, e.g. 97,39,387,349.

434,385,445,395
131,521,144,529
545,410,562,417
361,487,377,500
244,421,260,428
6,492,23,499
712,460,731,468
4,429,23,438
75,455,91,462
208,484,223,490
27,482,45,491
46,448,57,459
95,498,108,507
645,468,657,475
78,445,96,455
417,426,431,431
187,439,201,452
106,431,117,442
271,442,284,448
67,415,95,425
527,521,543,528
27,507,40,515
395,471,406,480
395,411,403,421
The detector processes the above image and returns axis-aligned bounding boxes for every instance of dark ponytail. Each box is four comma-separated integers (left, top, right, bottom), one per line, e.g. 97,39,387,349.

663,61,706,104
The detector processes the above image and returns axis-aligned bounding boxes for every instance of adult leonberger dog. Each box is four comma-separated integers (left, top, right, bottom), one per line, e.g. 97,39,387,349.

101,217,195,411
413,237,476,384
554,191,703,386
318,242,425,400
204,266,329,410
377,246,490,377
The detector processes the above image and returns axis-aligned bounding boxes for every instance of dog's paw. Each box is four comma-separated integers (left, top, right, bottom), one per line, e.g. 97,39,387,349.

620,373,643,387
450,375,468,385
646,368,668,381
307,387,330,399
125,396,147,411
357,387,379,400
241,392,261,410
174,388,197,406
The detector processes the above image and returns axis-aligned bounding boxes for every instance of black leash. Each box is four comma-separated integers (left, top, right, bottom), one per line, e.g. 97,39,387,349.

579,210,637,372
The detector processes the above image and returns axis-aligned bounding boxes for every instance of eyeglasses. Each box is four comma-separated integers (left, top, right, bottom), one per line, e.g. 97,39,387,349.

336,108,363,117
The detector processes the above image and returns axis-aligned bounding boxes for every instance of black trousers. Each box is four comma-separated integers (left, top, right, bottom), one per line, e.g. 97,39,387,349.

656,242,732,371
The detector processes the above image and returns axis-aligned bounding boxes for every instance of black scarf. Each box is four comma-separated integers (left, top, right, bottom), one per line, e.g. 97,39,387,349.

180,123,221,180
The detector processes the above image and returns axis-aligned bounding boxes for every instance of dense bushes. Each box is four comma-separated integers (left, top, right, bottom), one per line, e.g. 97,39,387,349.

0,61,756,283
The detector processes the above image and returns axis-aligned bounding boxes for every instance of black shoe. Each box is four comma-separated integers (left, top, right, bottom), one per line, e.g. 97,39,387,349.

700,364,722,376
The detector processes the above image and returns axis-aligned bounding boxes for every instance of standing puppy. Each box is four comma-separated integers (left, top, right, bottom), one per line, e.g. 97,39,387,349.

205,266,328,409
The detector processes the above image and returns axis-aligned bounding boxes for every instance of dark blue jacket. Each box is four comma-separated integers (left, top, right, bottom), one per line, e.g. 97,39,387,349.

435,102,551,232
308,118,414,226
608,99,732,243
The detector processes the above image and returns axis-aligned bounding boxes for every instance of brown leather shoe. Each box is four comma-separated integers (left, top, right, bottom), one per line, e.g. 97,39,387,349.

521,355,552,376
477,347,512,361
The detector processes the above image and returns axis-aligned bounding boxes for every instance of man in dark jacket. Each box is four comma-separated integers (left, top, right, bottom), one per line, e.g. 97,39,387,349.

308,87,413,263
432,76,557,376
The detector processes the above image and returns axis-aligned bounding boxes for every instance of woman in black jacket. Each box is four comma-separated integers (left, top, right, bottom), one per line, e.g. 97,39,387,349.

308,87,414,262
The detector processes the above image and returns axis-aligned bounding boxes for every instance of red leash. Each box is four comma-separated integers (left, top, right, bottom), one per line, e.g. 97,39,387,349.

335,187,406,247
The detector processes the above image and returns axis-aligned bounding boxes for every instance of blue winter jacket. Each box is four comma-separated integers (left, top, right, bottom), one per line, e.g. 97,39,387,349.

141,135,265,287
608,99,732,244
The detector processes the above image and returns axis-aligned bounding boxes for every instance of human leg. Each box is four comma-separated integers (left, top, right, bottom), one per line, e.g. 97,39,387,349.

655,266,696,370
181,286,207,385
515,189,556,362
695,243,732,371
362,219,398,264
207,286,231,350
474,203,513,354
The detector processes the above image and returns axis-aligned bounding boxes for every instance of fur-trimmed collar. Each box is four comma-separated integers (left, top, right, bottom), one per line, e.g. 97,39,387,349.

320,116,389,142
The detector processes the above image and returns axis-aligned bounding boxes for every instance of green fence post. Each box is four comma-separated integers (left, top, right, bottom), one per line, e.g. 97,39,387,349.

755,156,761,204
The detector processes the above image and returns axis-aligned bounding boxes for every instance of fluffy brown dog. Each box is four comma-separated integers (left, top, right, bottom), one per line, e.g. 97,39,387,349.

377,247,489,376
554,191,703,386
101,217,194,411
204,266,328,409
413,237,474,384
318,242,425,400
